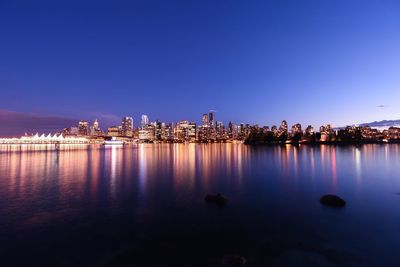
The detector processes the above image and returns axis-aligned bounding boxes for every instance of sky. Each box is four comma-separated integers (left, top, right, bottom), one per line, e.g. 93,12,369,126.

1,0,400,134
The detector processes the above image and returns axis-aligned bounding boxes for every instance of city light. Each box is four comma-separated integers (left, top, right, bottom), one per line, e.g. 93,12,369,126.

2,112,399,145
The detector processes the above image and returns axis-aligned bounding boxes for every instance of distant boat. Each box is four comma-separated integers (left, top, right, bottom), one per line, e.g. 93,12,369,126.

104,137,124,146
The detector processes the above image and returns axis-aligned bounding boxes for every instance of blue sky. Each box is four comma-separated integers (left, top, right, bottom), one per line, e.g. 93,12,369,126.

1,0,400,130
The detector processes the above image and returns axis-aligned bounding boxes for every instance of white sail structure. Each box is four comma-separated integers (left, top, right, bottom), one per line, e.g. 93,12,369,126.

0,133,89,144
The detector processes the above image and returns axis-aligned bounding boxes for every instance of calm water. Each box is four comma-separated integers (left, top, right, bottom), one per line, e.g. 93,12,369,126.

0,144,399,267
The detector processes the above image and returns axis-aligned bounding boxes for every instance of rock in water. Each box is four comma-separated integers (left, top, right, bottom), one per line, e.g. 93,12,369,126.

320,194,346,207
204,193,227,206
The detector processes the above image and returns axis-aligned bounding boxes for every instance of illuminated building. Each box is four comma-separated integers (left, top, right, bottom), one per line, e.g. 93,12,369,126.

279,120,288,135
387,127,400,140
199,113,210,142
154,120,162,140
121,116,133,137
361,126,381,141
141,114,149,126
188,122,197,142
0,133,88,144
216,121,226,140
107,126,120,137
90,119,102,136
174,120,189,142
9,114,397,144
161,123,174,141
209,111,215,128
319,124,334,142
70,126,79,135
78,120,89,135
139,124,155,141
291,123,302,136
202,114,209,126
305,125,314,136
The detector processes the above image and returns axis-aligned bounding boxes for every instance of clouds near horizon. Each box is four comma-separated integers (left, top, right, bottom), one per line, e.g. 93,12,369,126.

0,110,77,137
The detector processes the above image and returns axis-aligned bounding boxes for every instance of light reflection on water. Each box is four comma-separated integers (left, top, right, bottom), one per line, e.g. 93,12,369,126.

0,144,399,266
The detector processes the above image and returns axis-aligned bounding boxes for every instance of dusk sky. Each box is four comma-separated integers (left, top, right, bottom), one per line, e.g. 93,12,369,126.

1,0,400,132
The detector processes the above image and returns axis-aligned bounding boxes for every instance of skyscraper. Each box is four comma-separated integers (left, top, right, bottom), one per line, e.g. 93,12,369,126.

202,114,209,126
154,120,162,140
93,119,99,131
188,122,197,142
141,114,149,126
91,119,102,136
209,111,215,128
78,120,89,135
122,117,133,137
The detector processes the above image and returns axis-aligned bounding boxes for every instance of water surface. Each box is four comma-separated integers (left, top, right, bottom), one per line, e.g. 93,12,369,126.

0,144,399,266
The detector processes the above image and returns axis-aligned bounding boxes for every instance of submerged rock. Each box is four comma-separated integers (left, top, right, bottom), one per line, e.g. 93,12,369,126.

222,254,246,267
320,194,346,207
204,193,227,206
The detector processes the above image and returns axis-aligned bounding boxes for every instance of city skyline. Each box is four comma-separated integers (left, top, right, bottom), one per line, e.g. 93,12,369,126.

3,108,400,146
2,107,400,137
1,1,400,128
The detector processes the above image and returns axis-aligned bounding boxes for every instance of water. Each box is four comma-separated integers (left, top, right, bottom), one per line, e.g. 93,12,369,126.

0,144,399,266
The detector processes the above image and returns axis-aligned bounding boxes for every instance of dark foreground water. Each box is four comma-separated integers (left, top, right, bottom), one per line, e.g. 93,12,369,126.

0,144,399,267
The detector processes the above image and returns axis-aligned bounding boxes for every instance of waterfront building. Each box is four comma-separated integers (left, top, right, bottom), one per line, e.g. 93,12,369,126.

121,117,133,137
202,114,209,126
216,121,226,140
160,123,174,141
291,123,302,136
107,126,120,137
279,120,288,136
0,133,88,144
174,120,189,142
78,120,89,135
305,125,314,136
361,126,382,141
209,111,215,128
188,122,197,142
69,126,79,135
139,124,155,141
90,119,102,136
228,121,233,138
232,124,239,140
154,120,162,141
387,127,400,140
141,114,149,126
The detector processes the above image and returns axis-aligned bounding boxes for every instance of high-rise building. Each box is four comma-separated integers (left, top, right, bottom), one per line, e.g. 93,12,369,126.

141,114,149,126
78,120,89,135
188,122,197,142
90,119,102,136
121,117,133,137
93,119,99,131
174,120,189,142
139,124,155,141
209,111,215,128
154,120,162,140
216,121,225,140
160,123,174,141
202,114,209,126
